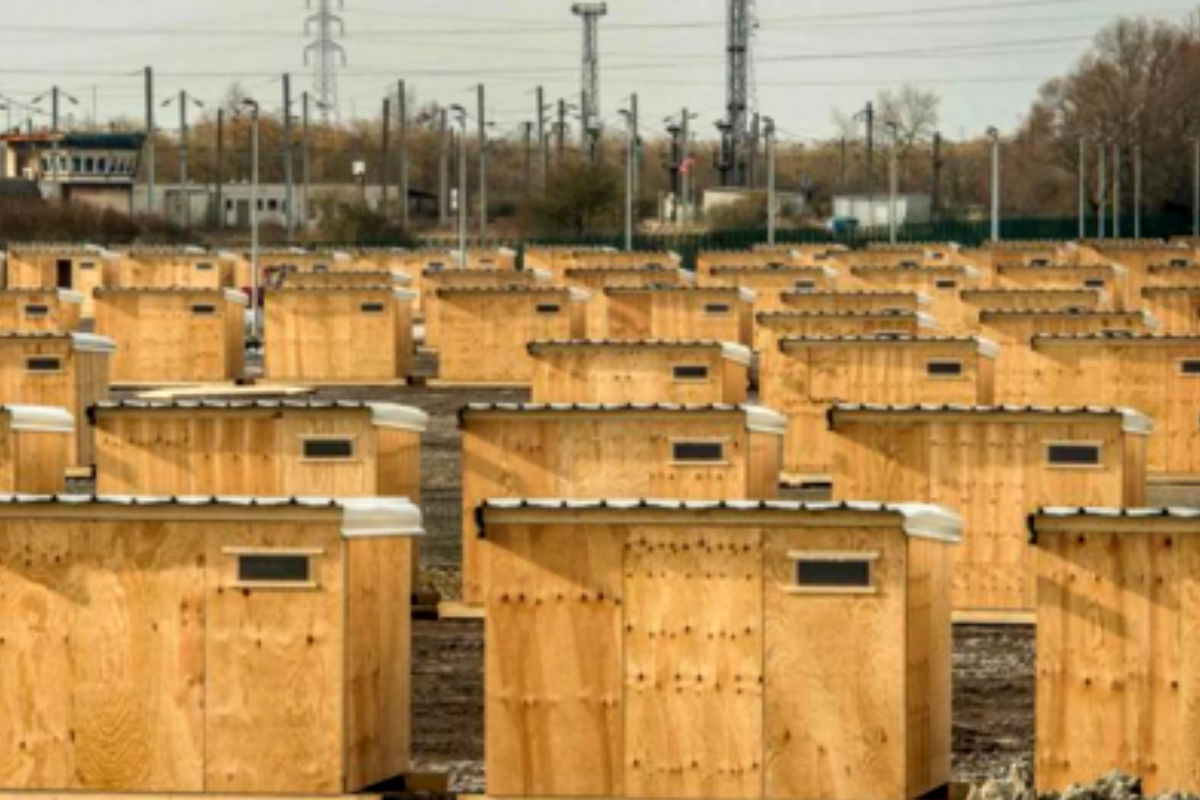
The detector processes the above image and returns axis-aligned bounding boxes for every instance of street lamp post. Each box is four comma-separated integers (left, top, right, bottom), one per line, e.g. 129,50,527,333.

987,126,1001,243
449,104,468,267
242,98,261,343
764,116,777,246
618,107,634,251
887,122,900,244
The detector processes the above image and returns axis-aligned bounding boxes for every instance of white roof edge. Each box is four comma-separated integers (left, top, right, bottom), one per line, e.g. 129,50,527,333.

738,287,757,303
217,250,240,262
389,270,414,285
743,405,787,436
976,337,1000,359
223,289,249,306
892,503,964,543
720,342,753,366
69,333,117,354
530,267,553,282
393,288,418,300
914,292,932,306
917,311,938,329
5,405,74,433
368,403,430,432
1111,263,1128,276
1118,407,1154,435
568,287,591,302
56,289,84,304
339,497,424,538
963,265,981,279
820,265,839,279
333,251,353,262
668,251,683,263
679,269,697,284
498,246,518,257
1143,310,1161,331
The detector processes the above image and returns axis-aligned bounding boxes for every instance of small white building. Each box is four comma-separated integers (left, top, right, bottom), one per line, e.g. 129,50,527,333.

833,193,932,228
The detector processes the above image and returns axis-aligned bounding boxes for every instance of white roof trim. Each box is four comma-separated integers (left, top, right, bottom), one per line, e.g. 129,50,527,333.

530,268,553,282
339,498,424,538
498,247,518,257
390,271,413,286
1118,408,1154,435
368,403,430,432
738,287,757,303
976,337,1000,359
914,292,932,307
568,287,591,302
744,405,787,436
333,251,353,262
668,251,683,263
917,311,938,329
217,250,240,262
679,269,697,284
1142,311,1161,331
720,342,753,366
223,289,249,306
963,265,981,279
56,289,84,304
889,503,964,542
69,333,117,354
393,288,418,301
6,405,73,433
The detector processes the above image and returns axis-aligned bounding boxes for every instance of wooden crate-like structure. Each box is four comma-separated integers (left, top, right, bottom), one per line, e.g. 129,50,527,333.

564,266,688,338
1031,507,1200,795
422,268,547,349
0,289,83,332
459,403,787,603
435,287,587,386
755,310,936,356
779,289,927,316
0,495,421,795
115,247,238,289
606,286,754,346
95,288,246,385
845,265,981,334
5,244,117,317
282,267,407,290
1029,333,1200,480
264,286,415,384
830,404,1149,614
92,399,426,498
995,262,1130,309
703,265,839,309
0,333,112,467
764,336,997,482
480,499,960,800
0,405,73,492
982,308,1157,402
695,249,801,281
1139,285,1200,334
527,339,751,404
957,288,1103,331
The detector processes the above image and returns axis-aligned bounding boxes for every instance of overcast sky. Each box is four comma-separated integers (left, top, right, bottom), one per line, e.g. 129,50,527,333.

0,0,1189,145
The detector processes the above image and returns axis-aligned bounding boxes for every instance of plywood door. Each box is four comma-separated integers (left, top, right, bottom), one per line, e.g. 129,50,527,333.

624,527,764,798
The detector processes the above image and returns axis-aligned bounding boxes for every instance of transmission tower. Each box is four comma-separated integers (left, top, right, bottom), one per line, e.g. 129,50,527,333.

304,0,346,123
724,0,756,186
571,3,607,159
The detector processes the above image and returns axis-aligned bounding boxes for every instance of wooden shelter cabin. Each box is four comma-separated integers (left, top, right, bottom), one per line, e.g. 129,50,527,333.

605,285,755,346
95,288,246,385
479,498,960,800
1138,285,1200,334
264,285,415,384
5,244,117,317
281,267,409,290
763,335,998,484
702,264,840,309
0,495,422,795
844,265,980,333
1144,259,1200,287
971,240,1079,274
459,402,787,603
0,289,83,332
563,265,688,338
755,310,936,357
981,308,1158,402
1080,240,1187,293
527,339,751,404
695,249,801,281
421,267,548,348
1028,332,1200,481
835,243,961,270
115,247,239,290
0,404,74,492
91,399,427,499
829,404,1150,615
537,249,678,283
956,288,1105,332
0,332,113,467
1029,506,1200,795
522,246,616,279
434,286,587,386
994,262,1130,309
778,289,928,316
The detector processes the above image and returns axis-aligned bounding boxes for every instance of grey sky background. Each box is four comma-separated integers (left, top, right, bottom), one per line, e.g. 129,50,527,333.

0,0,1188,145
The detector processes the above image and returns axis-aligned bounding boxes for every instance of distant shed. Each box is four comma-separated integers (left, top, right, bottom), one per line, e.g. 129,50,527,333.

830,404,1149,614
92,399,427,499
264,285,415,384
434,286,587,386
763,336,997,482
480,499,959,800
94,287,246,385
1031,507,1200,795
606,285,755,345
0,288,83,332
527,339,751,404
0,495,421,795
458,403,786,603
0,332,113,467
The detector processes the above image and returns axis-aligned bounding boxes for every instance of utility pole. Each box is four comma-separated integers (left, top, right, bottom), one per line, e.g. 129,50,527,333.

765,116,777,245
681,107,692,223
930,132,942,219
888,122,900,244
535,85,547,189
215,108,225,229
301,92,311,231
380,96,391,218
726,0,754,186
438,108,449,226
556,99,567,167
521,122,534,192
1097,140,1107,239
987,126,1001,243
162,90,203,230
243,98,261,342
33,85,78,133
145,66,155,214
839,136,847,190
1134,141,1142,240
450,105,468,265
282,73,294,236
619,106,634,251
304,0,346,122
747,113,760,188
631,93,640,209
478,83,487,243
571,2,607,160
397,79,408,229
1112,140,1121,239
863,101,875,189
1078,136,1086,240
1194,138,1200,238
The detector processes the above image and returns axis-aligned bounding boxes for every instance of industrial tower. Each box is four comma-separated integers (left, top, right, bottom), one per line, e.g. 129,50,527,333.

571,2,607,158
304,0,346,122
721,0,756,186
